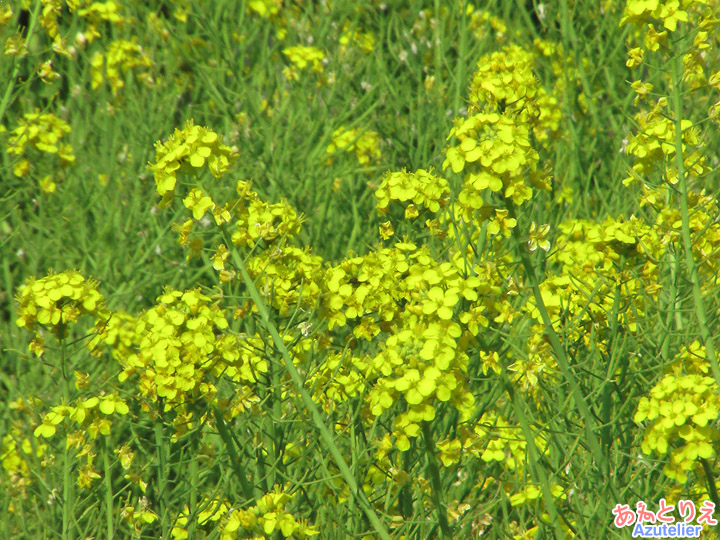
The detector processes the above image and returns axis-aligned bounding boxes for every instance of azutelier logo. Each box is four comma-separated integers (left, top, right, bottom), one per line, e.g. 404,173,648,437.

612,499,717,538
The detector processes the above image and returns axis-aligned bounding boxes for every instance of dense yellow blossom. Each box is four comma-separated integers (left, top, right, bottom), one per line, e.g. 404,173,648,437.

147,120,237,206
325,126,382,167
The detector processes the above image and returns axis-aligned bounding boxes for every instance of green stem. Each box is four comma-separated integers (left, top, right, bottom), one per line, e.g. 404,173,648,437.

700,458,720,510
226,237,392,540
60,338,74,540
187,436,199,538
270,347,283,490
501,371,565,538
505,200,614,497
557,0,582,192
103,439,114,540
0,0,42,126
453,0,468,116
154,420,169,539
62,444,74,540
433,0,443,89
662,249,681,362
214,409,256,501
669,35,720,387
515,0,540,41
421,422,452,539
61,340,69,385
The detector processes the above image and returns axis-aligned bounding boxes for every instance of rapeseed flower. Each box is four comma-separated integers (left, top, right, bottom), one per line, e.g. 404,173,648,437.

282,45,325,72
527,222,551,252
148,121,237,206
90,38,153,94
15,270,107,355
7,110,75,188
635,372,720,482
325,126,382,167
375,168,450,218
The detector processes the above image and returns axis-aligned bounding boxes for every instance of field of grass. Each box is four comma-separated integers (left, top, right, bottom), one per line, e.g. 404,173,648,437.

3,0,720,538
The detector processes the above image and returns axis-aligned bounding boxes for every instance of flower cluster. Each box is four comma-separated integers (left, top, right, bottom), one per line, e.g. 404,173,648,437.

467,44,562,144
15,270,106,354
247,0,282,18
91,301,265,426
367,315,475,451
635,373,720,482
339,23,375,54
621,0,690,31
319,243,415,335
307,351,372,414
245,245,324,316
282,46,325,71
174,180,305,261
313,241,492,450
526,216,665,353
325,126,382,167
107,288,244,404
147,120,238,206
6,109,76,192
1,428,48,501
465,4,510,41
33,393,131,489
34,393,130,440
171,486,319,540
444,112,542,220
375,168,450,220
121,497,159,532
229,180,305,248
433,413,551,475
24,0,126,56
623,100,708,187
76,0,125,43
90,38,154,94
0,5,12,27
508,483,566,508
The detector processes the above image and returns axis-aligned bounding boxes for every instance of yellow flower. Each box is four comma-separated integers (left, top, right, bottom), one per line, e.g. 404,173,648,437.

422,286,460,320
115,444,135,469
282,45,325,72
528,222,551,252
183,188,215,220
379,220,394,240
487,209,517,237
77,464,101,489
98,394,129,415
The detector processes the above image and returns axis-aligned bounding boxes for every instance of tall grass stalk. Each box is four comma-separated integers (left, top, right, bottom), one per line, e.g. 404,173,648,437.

506,200,612,493
669,28,720,388
226,234,392,540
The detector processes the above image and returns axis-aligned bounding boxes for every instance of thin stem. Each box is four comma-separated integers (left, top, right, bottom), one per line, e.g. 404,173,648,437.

62,444,74,540
103,438,114,540
669,33,720,387
61,340,69,385
214,408,256,501
453,0,468,117
269,349,282,490
500,371,565,538
187,435,199,539
505,200,615,498
701,458,720,510
60,338,74,540
421,422,452,539
154,420,169,539
226,236,392,540
433,0,443,89
0,0,42,126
